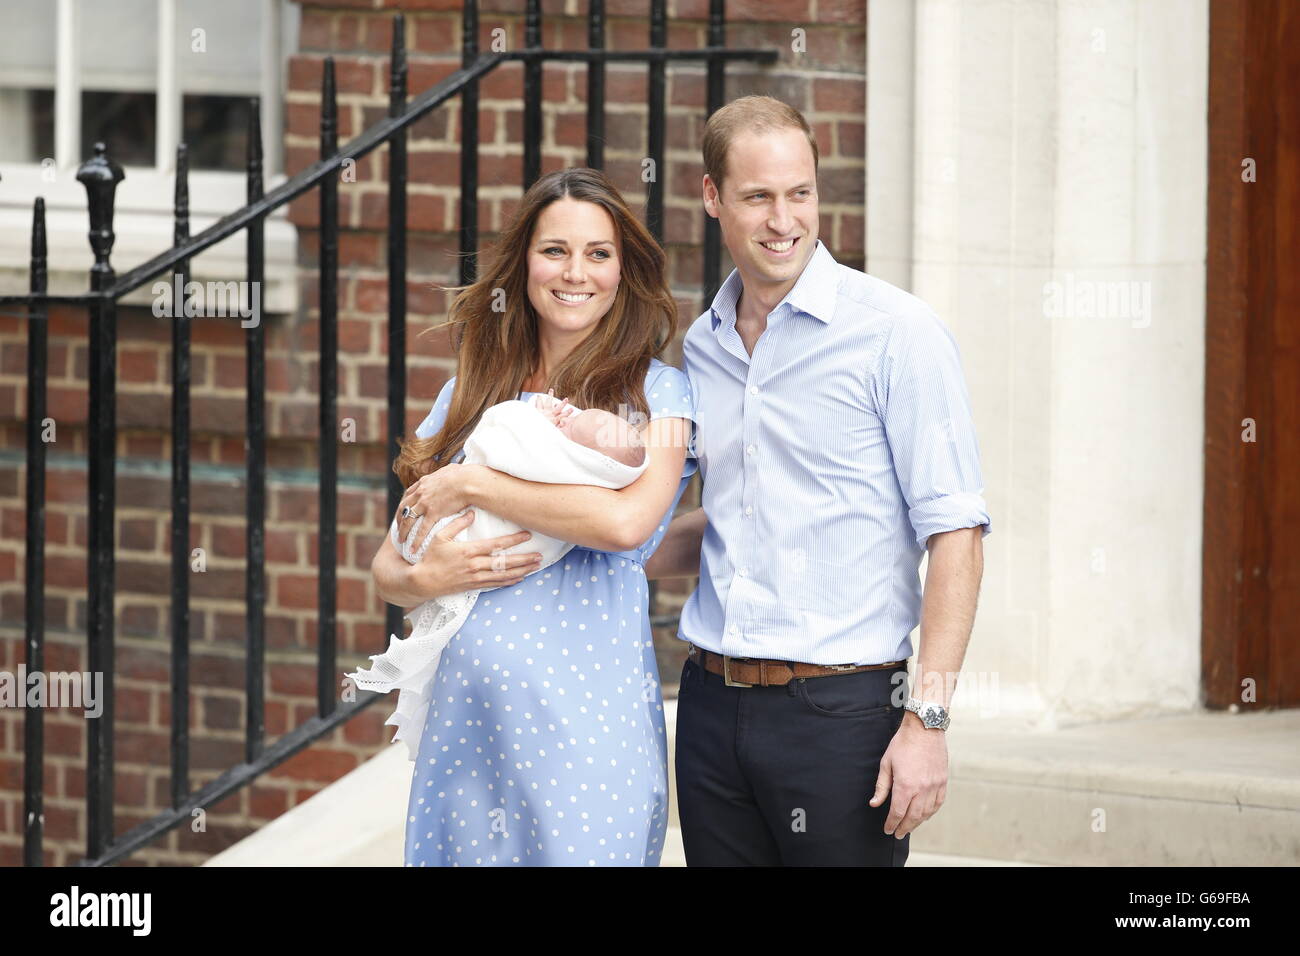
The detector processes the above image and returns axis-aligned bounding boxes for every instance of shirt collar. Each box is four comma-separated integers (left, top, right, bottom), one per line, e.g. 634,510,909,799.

709,238,839,332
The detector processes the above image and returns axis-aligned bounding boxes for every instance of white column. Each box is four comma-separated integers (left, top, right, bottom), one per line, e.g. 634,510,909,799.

262,0,284,178
865,0,914,291
54,0,80,172
156,0,179,172
867,0,1209,726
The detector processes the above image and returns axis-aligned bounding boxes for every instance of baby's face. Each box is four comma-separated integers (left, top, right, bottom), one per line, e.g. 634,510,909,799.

532,393,643,464
561,408,621,452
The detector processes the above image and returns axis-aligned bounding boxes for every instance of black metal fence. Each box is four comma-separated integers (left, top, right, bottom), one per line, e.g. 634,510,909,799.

1,0,776,866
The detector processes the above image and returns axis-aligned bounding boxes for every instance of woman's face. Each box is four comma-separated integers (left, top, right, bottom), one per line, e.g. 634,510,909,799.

526,197,622,347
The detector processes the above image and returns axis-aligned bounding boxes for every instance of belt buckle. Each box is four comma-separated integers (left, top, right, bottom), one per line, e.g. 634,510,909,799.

723,655,754,688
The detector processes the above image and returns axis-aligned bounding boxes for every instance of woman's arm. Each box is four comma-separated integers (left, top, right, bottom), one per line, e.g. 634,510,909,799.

467,416,690,552
372,534,429,610
398,417,690,554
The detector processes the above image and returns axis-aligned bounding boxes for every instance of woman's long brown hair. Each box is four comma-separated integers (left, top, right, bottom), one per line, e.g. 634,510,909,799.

393,167,680,489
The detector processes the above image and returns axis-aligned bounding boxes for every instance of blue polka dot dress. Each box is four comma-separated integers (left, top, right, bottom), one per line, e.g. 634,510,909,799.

403,359,698,866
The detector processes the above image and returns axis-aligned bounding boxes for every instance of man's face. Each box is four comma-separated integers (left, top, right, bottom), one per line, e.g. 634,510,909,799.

703,126,819,294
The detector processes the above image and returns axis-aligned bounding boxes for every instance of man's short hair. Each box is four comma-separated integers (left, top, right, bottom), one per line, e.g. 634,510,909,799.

702,95,820,198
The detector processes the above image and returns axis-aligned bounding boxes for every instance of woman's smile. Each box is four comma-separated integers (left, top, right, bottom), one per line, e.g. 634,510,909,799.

551,288,596,306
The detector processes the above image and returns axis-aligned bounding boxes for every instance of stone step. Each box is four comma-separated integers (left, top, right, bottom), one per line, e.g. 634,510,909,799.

207,700,1299,866
916,707,1300,866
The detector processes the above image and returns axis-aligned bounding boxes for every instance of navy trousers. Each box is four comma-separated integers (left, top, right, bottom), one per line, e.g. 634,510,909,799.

674,653,911,866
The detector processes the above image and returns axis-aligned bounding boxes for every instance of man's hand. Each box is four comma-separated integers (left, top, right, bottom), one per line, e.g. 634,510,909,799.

868,714,948,839
865,525,980,838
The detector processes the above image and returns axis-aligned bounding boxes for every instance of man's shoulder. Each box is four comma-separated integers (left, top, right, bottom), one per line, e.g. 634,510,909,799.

684,308,714,337
835,265,941,330
681,309,715,359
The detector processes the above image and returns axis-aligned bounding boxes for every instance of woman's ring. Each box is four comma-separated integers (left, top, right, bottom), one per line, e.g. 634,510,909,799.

401,506,410,518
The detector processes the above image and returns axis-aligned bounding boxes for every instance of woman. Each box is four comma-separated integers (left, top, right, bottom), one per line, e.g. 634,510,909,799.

374,167,697,866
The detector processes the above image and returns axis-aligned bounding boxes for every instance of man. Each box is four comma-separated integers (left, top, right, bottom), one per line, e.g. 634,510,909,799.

645,95,990,866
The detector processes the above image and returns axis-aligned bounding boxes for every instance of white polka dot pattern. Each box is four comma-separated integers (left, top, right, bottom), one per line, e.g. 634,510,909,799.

404,359,697,866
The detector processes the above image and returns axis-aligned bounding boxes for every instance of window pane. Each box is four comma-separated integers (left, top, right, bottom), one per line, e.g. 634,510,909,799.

177,0,264,95
183,93,254,171
82,91,155,167
0,0,56,84
0,88,54,163
0,0,56,163
79,0,156,166
81,0,157,92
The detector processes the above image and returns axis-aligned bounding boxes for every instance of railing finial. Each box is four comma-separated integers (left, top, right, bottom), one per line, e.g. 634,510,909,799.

247,98,264,205
31,197,47,276
321,56,338,155
75,143,124,286
390,13,408,115
175,142,190,248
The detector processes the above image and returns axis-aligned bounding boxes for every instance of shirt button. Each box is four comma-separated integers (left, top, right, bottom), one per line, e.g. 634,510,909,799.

739,567,748,577
729,625,738,635
744,505,753,516
749,385,759,395
746,444,756,456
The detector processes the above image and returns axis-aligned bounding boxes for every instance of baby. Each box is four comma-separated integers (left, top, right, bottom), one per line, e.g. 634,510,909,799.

392,391,647,567
531,390,647,468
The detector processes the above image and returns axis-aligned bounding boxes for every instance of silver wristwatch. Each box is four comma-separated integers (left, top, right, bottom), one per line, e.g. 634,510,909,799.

904,696,951,730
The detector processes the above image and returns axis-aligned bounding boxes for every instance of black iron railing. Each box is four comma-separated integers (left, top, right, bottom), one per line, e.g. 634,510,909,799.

1,0,776,866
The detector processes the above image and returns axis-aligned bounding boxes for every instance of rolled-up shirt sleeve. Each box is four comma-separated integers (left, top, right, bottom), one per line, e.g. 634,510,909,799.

873,309,992,549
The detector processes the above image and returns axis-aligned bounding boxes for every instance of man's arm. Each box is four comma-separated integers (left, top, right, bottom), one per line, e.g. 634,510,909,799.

869,307,989,838
908,525,983,720
871,524,982,835
643,507,707,579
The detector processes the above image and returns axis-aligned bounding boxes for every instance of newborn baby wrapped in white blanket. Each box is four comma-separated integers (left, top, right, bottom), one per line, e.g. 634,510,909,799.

347,393,650,761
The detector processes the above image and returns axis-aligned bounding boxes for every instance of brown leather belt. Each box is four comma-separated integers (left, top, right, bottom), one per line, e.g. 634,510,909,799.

686,643,907,688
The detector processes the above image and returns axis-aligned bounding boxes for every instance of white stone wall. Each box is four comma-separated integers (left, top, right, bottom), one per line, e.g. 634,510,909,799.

867,0,1209,727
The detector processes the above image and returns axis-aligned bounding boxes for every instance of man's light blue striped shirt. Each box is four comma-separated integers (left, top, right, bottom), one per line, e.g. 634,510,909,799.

677,239,991,666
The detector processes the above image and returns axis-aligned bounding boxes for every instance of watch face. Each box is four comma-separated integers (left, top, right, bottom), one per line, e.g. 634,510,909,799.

909,699,949,729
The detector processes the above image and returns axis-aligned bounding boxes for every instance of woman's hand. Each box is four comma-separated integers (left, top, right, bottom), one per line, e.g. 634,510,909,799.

395,463,477,545
410,510,544,596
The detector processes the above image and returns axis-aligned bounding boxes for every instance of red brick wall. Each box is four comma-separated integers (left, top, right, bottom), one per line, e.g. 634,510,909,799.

0,0,865,865
0,301,401,865
285,0,866,673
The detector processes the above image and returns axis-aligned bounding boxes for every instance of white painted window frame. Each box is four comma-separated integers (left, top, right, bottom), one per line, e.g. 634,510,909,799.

0,0,299,313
